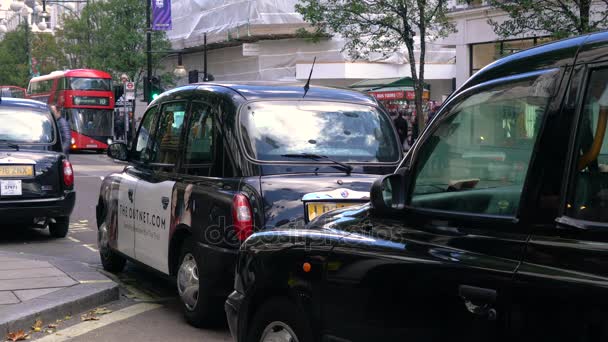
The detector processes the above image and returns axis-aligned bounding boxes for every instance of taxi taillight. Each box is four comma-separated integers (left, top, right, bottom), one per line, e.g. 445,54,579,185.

232,193,253,241
62,159,74,188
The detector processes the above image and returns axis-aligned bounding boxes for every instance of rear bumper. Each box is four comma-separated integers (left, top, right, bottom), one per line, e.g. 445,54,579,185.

195,241,238,298
0,191,76,224
225,291,245,342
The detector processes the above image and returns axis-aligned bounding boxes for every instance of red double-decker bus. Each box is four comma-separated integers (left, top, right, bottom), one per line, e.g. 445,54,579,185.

27,69,115,152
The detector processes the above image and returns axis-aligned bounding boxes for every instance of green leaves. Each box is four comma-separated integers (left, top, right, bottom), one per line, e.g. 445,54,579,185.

487,0,608,39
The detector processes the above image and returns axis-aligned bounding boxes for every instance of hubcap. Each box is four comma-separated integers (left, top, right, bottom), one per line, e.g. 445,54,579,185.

259,321,299,342
177,253,199,310
98,222,109,254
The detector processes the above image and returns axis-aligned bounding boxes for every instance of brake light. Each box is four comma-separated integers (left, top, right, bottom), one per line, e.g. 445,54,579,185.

232,193,253,241
62,159,74,188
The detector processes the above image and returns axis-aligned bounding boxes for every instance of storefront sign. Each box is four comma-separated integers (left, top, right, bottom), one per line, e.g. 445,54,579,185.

152,0,172,31
371,90,430,101
369,91,405,100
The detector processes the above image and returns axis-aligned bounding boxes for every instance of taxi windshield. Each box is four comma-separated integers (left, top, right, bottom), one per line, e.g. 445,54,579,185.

0,107,55,144
240,101,400,163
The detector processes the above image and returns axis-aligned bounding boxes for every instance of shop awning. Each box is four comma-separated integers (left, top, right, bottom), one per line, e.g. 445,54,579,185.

350,77,430,101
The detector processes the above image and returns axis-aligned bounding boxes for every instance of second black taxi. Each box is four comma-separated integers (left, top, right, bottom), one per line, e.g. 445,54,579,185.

227,31,608,342
97,82,402,326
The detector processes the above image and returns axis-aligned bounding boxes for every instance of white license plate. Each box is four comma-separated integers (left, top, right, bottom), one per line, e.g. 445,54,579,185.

86,144,98,148
1,180,22,196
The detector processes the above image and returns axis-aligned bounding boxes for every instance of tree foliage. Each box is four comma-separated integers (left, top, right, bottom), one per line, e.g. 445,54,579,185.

296,0,455,129
0,0,172,92
488,0,608,39
0,26,67,87
60,0,172,84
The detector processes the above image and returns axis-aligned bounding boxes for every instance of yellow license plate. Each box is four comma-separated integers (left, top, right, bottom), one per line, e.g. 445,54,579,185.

0,165,34,177
307,202,360,221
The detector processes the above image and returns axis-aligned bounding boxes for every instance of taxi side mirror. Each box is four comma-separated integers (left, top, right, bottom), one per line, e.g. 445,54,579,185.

370,171,408,213
107,142,129,161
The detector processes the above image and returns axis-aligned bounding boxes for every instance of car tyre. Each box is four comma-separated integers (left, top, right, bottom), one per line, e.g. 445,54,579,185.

49,217,69,238
247,297,313,342
98,218,126,273
177,239,222,327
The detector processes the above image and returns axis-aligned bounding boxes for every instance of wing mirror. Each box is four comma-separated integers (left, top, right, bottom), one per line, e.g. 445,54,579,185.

107,142,129,161
370,168,409,213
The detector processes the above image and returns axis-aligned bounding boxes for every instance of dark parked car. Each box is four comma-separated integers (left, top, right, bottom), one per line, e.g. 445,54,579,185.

0,98,75,238
226,32,608,342
97,82,402,326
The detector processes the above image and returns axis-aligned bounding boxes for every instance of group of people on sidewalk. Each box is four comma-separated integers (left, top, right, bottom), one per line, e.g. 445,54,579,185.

390,107,439,150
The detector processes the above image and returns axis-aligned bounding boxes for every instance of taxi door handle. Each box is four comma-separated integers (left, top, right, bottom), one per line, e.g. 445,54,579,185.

458,285,497,320
161,196,169,209
128,189,134,203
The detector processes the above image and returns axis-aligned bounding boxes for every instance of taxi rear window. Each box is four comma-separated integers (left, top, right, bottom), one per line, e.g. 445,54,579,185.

239,100,400,163
0,107,56,144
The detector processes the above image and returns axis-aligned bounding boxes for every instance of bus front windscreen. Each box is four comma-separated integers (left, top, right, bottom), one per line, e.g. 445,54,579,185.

67,109,113,137
67,77,111,91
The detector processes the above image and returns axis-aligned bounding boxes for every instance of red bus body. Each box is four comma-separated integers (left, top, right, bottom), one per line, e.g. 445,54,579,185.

0,86,27,98
27,69,115,151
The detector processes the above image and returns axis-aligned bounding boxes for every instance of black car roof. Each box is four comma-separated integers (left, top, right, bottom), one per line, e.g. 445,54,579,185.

462,31,608,91
154,81,379,107
0,97,49,112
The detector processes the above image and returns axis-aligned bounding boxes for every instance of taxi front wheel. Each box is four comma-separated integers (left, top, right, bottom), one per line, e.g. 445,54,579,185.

247,297,312,342
177,240,223,327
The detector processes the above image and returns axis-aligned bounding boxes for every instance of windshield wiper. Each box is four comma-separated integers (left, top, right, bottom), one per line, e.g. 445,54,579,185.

281,153,353,175
0,140,19,151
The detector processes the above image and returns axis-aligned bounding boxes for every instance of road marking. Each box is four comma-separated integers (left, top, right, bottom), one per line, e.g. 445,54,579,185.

83,244,98,252
32,303,161,342
79,280,113,284
67,237,81,243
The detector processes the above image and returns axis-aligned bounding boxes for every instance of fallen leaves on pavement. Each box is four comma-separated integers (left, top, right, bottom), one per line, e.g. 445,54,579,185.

31,319,43,332
47,324,57,329
80,312,99,321
93,307,112,315
5,330,29,341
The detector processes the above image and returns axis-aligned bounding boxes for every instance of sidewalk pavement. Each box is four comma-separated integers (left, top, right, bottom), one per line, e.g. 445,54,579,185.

0,252,118,335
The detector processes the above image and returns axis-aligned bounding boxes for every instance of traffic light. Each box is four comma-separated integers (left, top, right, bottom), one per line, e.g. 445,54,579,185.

150,76,164,101
143,76,151,103
188,70,199,83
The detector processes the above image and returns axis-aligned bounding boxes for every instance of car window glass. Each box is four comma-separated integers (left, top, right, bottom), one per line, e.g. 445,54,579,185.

150,102,187,165
132,106,159,163
410,73,555,216
566,68,608,222
184,102,214,165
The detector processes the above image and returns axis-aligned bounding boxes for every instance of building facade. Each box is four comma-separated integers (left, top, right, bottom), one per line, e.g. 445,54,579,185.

164,0,457,103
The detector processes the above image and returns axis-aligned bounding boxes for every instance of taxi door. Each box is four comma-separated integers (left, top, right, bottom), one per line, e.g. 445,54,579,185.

132,101,187,274
114,105,160,258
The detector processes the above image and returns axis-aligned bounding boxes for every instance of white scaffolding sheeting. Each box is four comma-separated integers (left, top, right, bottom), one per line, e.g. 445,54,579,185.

169,0,303,47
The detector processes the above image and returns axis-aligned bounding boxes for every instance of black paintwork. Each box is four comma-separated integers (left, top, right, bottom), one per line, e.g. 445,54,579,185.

227,32,608,342
97,83,402,303
0,98,75,225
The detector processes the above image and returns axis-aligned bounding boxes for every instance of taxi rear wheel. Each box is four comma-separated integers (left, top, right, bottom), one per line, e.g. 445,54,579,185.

247,297,312,342
49,217,69,238
177,240,222,327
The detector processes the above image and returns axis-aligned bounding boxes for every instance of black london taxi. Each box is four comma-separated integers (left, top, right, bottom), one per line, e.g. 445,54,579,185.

0,98,75,238
226,31,608,342
97,82,402,326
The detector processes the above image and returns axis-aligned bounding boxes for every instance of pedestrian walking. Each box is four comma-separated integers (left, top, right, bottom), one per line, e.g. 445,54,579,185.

51,105,71,156
393,111,409,149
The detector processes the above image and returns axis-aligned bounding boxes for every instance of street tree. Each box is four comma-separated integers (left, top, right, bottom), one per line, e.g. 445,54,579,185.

0,27,66,87
296,0,455,131
488,0,608,39
60,0,172,90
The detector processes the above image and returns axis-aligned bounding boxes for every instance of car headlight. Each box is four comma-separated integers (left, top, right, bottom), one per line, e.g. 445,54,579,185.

107,138,113,145
70,137,75,144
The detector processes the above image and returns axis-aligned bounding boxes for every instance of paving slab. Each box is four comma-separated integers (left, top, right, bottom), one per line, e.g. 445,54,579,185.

13,288,63,302
0,291,19,305
0,252,118,335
